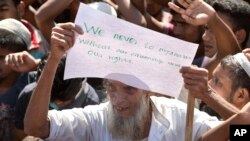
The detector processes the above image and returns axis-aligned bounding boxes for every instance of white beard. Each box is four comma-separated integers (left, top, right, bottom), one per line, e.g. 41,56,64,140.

107,95,150,140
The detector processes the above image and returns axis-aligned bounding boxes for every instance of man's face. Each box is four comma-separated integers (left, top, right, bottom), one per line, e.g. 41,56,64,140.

106,80,147,118
0,0,19,20
106,80,150,139
209,64,234,102
171,13,202,43
217,12,245,46
0,48,15,82
202,25,217,57
202,12,235,58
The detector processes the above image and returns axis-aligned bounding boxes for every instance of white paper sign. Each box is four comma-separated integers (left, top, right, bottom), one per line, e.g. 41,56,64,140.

65,3,198,97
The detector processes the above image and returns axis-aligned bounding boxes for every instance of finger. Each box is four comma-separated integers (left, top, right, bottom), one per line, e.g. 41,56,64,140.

11,54,20,67
186,0,193,4
5,54,18,69
51,35,70,51
184,84,205,96
188,0,202,10
180,66,208,75
184,78,199,85
168,2,186,15
6,54,15,67
242,48,250,54
182,74,208,86
184,84,200,92
175,0,190,8
52,31,73,47
4,55,11,66
17,54,24,65
183,74,207,85
52,26,75,38
185,80,207,91
182,72,208,82
56,22,83,35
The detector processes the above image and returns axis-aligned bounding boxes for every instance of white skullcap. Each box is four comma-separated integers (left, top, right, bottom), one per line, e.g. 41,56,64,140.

88,2,117,17
0,18,31,47
233,53,250,77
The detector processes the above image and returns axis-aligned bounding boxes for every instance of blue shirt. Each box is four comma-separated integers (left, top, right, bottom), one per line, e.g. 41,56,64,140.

0,73,35,141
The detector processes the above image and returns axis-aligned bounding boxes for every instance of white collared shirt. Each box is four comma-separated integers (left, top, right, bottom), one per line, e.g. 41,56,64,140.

46,96,220,141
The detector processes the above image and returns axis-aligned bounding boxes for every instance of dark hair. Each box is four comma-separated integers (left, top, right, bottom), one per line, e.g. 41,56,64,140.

0,29,27,52
212,0,250,48
13,0,21,6
220,55,250,95
36,55,84,101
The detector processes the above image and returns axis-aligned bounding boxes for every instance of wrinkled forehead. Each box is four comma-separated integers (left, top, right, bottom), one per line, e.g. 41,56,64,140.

213,64,231,79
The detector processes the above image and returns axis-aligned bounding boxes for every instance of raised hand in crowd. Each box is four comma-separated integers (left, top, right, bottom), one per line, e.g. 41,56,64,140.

169,0,241,79
35,0,80,42
24,22,83,137
4,51,40,73
50,22,83,60
168,0,216,26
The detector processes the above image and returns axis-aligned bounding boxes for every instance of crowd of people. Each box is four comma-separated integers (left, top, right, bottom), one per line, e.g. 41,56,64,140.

0,0,250,141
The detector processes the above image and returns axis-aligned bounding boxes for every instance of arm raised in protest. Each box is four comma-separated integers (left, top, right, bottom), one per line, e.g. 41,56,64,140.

169,0,241,79
24,22,83,137
35,0,78,42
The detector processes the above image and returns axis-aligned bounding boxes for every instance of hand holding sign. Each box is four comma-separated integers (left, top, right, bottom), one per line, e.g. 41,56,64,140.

51,23,83,61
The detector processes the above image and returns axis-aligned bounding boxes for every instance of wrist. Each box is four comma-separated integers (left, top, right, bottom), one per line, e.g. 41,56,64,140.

201,87,214,103
33,58,41,71
48,53,63,62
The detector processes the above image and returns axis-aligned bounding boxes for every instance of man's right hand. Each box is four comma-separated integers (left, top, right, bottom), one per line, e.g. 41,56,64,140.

50,22,83,61
5,51,40,73
180,66,209,99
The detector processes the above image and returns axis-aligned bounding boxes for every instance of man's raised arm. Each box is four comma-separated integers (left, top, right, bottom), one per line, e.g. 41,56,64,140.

24,23,83,138
168,0,241,79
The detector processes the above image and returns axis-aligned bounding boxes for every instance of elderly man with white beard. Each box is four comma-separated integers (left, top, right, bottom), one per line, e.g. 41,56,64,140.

24,0,244,140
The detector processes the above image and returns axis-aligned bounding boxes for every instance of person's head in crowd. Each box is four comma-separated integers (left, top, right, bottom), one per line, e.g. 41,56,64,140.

36,55,86,109
209,53,250,109
0,0,24,20
203,0,250,57
103,79,152,139
88,2,117,17
170,0,204,44
0,18,30,84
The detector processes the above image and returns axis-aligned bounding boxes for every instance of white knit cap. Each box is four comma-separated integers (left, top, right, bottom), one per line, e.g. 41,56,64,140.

233,53,250,77
0,18,31,47
88,2,117,17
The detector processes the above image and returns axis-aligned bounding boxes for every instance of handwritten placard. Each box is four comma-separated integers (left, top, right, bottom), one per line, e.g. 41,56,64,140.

64,3,198,97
